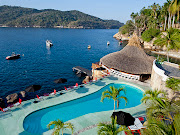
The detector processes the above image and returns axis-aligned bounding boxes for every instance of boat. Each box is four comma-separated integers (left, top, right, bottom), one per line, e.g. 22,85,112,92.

107,41,110,45
88,45,91,49
6,52,20,60
46,40,53,47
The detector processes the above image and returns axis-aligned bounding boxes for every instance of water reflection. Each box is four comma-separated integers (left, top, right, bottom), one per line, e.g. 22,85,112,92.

46,46,51,55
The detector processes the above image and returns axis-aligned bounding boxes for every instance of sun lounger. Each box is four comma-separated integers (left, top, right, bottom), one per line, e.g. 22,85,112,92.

14,102,21,106
50,89,56,95
44,93,49,96
128,118,146,135
14,98,22,106
36,95,43,100
128,125,141,135
134,118,146,129
7,104,14,108
0,107,9,112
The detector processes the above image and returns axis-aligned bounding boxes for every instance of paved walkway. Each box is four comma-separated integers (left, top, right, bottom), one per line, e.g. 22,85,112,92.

156,63,180,78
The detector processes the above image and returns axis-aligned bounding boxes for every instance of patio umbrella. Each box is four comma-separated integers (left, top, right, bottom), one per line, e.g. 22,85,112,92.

111,111,135,126
54,78,67,83
25,85,41,92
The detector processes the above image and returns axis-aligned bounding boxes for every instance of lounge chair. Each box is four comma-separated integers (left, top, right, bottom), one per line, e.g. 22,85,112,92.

7,104,14,108
74,83,78,88
64,86,71,91
43,93,49,96
128,125,141,135
14,102,21,106
50,89,56,95
0,107,9,112
128,118,146,135
36,95,43,100
14,98,22,106
134,118,146,129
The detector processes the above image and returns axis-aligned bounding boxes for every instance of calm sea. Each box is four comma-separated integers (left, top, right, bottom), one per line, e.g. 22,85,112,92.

0,28,123,99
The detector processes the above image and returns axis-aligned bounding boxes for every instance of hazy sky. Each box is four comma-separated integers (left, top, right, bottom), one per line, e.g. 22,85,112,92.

0,0,167,23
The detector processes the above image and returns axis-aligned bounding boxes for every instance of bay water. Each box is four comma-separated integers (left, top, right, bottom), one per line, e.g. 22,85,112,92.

0,28,123,99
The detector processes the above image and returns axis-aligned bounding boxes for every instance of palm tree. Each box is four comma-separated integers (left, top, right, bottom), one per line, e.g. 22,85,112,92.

141,89,167,104
101,86,127,112
141,95,180,135
47,119,74,135
154,28,180,62
97,117,129,135
161,2,169,30
141,113,180,135
170,0,180,27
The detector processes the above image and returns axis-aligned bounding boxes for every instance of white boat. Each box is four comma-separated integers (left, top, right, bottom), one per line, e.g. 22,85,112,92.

46,40,53,47
107,41,110,45
88,45,91,49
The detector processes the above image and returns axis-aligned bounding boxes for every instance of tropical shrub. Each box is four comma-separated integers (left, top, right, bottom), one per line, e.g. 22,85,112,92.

166,78,180,91
141,28,160,42
119,20,135,35
97,117,130,135
141,89,180,135
47,119,74,135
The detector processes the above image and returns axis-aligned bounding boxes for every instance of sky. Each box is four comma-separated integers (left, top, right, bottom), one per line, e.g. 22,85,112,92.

0,0,167,23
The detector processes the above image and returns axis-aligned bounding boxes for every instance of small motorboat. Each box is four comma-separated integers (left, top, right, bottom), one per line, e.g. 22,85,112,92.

46,40,53,47
107,41,110,46
88,45,91,49
6,52,20,60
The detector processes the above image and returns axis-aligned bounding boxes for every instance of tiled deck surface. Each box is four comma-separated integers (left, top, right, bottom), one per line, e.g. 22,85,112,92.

0,76,151,135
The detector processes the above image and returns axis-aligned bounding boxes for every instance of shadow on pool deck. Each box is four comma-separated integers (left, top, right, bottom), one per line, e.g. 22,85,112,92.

75,87,89,93
94,81,106,86
132,110,146,117
108,77,118,80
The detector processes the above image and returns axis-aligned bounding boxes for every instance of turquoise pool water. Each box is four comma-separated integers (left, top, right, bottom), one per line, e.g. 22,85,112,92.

23,83,143,134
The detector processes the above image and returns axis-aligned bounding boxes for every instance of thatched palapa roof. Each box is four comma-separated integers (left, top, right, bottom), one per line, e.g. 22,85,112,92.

100,34,155,74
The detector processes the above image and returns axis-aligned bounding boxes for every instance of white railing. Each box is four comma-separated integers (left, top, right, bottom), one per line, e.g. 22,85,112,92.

153,60,169,81
102,65,140,80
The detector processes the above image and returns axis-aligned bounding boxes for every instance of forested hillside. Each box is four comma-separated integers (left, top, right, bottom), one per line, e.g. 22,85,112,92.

0,6,124,29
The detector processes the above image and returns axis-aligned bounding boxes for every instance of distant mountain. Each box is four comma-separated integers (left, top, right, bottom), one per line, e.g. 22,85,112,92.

0,5,124,29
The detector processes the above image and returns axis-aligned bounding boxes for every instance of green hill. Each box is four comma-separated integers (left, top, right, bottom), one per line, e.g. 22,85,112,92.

0,5,124,29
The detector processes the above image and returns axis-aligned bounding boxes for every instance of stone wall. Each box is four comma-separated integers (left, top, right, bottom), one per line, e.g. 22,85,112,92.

150,60,176,100
151,68,167,90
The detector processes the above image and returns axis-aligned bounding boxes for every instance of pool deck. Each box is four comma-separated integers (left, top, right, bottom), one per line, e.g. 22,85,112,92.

0,76,151,135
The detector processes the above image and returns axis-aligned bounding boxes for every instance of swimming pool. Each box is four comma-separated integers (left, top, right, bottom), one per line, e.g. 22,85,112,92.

23,83,143,134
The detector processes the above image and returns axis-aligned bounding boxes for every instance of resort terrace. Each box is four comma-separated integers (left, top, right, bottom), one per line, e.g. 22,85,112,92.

0,76,151,135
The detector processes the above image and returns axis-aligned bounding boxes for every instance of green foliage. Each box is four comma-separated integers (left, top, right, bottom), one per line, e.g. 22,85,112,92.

141,89,180,135
166,78,180,91
141,89,167,104
0,5,124,29
47,119,74,135
119,20,135,35
141,28,160,42
156,56,166,63
101,86,127,111
97,117,129,135
154,28,180,50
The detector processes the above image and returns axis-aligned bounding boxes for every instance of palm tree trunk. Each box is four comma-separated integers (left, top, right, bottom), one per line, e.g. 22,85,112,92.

167,42,170,62
62,130,63,135
172,15,175,28
114,100,115,112
168,13,172,29
164,16,167,31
